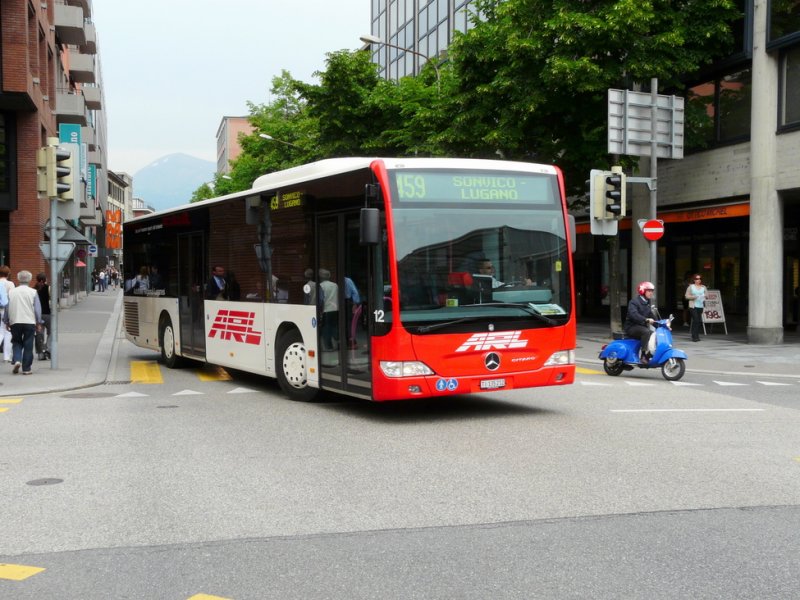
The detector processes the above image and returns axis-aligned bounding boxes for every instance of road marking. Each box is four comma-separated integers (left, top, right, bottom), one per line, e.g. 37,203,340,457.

131,361,163,384
611,408,765,413
625,381,656,386
670,381,703,386
713,381,748,386
579,381,612,385
116,391,149,397
756,381,792,386
576,367,603,374
0,408,9,413
187,595,233,600
0,563,46,581
173,389,204,396
0,398,23,403
228,387,257,394
197,366,232,381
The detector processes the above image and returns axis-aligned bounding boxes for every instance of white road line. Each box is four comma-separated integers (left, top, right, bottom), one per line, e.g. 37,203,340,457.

625,381,657,386
756,381,793,386
227,387,258,394
713,381,749,386
115,391,149,397
670,381,703,386
579,381,613,386
173,390,204,396
610,408,765,413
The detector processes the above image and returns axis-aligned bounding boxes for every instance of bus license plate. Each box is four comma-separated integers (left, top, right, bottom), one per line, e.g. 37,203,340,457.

480,378,506,390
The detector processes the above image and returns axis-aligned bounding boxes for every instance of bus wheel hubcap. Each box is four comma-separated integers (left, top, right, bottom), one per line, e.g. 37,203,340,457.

283,343,307,389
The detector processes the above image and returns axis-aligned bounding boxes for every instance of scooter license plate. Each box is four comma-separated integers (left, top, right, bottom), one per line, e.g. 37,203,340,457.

480,378,506,390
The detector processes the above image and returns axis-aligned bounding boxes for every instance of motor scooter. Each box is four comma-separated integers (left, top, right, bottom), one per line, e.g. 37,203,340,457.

598,314,687,381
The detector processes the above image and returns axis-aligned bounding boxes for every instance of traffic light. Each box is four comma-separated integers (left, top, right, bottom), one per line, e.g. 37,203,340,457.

36,148,49,196
55,146,74,201
604,166,626,218
589,169,607,223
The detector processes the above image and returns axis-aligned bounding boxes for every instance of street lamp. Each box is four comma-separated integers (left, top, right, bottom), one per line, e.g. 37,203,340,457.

259,133,300,149
359,34,440,90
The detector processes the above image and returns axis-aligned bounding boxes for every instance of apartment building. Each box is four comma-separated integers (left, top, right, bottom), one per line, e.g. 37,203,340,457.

368,0,799,343
216,116,254,175
0,0,107,302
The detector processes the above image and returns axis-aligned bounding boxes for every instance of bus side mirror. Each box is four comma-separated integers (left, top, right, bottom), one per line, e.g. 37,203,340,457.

245,195,261,225
360,208,379,246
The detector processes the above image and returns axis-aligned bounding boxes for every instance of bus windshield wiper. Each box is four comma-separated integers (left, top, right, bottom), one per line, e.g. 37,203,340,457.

415,304,556,333
462,302,558,325
416,316,486,333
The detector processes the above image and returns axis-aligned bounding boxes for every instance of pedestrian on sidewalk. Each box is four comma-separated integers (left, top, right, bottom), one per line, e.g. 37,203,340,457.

0,265,15,363
3,270,42,375
34,272,51,361
685,274,707,342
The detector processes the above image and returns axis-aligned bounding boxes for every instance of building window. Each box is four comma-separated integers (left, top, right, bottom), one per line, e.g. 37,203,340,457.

769,0,800,45
685,68,752,151
781,45,800,127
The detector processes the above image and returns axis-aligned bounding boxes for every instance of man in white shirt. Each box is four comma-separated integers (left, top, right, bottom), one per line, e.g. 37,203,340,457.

3,270,42,375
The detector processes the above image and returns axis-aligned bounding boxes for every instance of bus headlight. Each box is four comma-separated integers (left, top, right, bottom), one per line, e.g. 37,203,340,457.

544,350,575,366
380,361,435,378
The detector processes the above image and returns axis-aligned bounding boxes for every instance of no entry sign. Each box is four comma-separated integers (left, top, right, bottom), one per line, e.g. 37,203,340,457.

641,219,664,241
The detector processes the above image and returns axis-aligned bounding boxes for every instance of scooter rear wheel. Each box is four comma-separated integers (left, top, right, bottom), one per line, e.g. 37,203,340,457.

603,357,625,376
661,357,686,381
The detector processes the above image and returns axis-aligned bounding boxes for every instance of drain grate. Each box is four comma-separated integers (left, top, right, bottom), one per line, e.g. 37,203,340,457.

105,380,132,385
27,478,64,486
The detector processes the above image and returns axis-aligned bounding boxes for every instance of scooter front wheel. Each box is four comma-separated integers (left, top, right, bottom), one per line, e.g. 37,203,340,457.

661,357,686,381
603,357,625,376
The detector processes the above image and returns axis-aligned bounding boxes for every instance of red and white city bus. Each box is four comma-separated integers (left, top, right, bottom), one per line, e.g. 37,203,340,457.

122,157,576,401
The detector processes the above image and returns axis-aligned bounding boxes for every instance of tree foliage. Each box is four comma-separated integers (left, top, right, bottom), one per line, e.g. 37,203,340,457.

193,0,740,202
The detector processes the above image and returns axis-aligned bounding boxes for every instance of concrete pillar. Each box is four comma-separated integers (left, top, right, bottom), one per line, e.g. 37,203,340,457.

748,0,784,344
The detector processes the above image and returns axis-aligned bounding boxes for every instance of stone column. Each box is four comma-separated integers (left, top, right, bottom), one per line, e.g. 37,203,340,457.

748,0,783,344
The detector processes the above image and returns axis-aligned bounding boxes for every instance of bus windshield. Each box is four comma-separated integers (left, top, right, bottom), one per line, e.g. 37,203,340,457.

388,169,571,328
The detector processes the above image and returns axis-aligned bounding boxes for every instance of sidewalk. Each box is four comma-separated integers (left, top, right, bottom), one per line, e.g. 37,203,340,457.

3,294,800,398
1,289,123,397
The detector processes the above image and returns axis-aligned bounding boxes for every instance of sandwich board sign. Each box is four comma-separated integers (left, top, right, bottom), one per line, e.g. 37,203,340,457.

701,289,727,334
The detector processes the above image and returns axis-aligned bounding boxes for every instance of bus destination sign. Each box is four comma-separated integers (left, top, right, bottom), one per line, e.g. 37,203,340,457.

392,170,554,204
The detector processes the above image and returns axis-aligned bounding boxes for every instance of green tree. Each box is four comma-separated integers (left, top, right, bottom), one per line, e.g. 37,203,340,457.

446,0,740,196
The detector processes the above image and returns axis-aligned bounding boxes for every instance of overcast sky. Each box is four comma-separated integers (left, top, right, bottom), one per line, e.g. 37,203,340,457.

92,0,369,175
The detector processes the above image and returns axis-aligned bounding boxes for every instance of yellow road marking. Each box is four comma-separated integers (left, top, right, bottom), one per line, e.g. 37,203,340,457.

130,361,163,384
0,408,9,413
576,366,604,374
197,366,232,381
0,563,46,581
0,398,23,404
188,594,233,600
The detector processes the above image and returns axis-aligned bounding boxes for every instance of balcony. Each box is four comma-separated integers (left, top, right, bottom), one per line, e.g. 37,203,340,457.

56,91,87,125
65,0,91,19
81,125,96,150
69,53,95,84
83,85,102,110
81,22,97,55
54,3,86,46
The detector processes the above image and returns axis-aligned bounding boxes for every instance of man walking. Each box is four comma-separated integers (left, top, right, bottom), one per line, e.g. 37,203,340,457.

3,271,42,375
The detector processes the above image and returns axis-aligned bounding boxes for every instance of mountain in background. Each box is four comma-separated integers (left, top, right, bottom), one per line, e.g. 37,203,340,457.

132,153,216,212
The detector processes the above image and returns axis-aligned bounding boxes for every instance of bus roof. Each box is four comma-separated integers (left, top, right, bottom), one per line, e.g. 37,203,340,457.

128,157,560,222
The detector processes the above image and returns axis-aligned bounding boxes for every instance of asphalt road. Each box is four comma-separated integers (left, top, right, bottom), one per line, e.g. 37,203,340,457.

1,340,799,599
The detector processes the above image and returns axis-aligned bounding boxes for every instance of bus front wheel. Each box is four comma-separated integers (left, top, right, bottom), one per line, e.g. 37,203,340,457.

276,329,319,402
160,316,183,369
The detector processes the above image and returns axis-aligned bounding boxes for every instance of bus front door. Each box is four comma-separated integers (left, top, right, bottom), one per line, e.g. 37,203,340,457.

178,233,206,358
318,213,372,400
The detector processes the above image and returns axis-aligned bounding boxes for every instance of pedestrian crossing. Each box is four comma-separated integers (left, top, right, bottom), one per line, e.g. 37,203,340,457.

577,377,798,387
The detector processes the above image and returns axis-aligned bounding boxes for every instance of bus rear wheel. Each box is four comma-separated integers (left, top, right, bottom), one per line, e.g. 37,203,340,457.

160,316,183,369
276,329,319,402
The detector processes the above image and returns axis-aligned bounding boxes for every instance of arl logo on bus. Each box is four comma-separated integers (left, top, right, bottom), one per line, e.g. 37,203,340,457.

456,331,528,352
209,310,263,345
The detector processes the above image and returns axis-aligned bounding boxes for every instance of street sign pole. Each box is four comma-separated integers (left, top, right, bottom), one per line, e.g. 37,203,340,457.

49,195,59,370
650,78,658,291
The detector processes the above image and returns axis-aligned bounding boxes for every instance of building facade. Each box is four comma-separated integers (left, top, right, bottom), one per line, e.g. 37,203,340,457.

367,0,476,79
0,0,107,303
216,116,254,175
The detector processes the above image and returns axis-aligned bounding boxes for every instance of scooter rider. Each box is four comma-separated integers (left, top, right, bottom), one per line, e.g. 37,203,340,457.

624,281,657,364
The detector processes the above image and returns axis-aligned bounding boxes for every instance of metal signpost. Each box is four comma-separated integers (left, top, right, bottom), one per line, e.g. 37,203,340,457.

607,79,684,286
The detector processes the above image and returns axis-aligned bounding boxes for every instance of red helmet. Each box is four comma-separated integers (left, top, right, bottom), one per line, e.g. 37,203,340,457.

637,281,655,296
